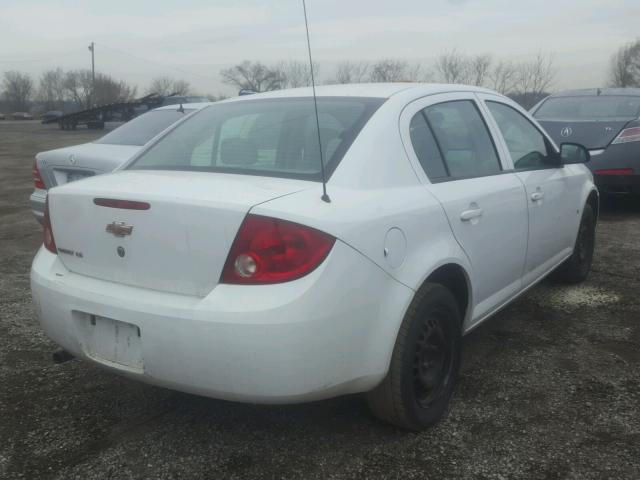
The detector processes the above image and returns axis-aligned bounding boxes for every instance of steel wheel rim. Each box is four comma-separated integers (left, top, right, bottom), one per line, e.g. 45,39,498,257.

413,307,452,408
577,218,594,265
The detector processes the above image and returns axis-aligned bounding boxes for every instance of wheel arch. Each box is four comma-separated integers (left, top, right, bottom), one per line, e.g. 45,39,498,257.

586,188,599,221
414,262,473,331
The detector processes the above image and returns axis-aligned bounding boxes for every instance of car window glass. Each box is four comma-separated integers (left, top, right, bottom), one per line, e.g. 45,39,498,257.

423,100,501,178
409,112,448,179
487,101,556,170
95,109,194,146
129,97,384,181
534,95,640,120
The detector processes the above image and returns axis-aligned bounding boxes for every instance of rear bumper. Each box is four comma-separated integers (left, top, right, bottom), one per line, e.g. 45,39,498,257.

594,172,640,195
588,145,640,194
30,188,46,224
31,242,413,404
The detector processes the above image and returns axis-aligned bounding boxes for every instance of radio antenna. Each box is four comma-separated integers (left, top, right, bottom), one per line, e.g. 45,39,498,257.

302,0,330,203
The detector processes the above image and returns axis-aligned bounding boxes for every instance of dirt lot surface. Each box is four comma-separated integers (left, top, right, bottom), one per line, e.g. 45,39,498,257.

1,121,639,479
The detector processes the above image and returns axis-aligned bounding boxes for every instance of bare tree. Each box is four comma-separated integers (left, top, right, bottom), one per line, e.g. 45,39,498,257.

2,71,34,111
332,61,370,84
94,73,137,105
468,54,492,87
489,60,518,94
513,53,556,108
63,70,93,109
38,68,66,110
147,77,191,96
369,59,420,82
274,60,319,88
64,70,136,109
609,40,640,87
435,49,469,84
220,61,284,92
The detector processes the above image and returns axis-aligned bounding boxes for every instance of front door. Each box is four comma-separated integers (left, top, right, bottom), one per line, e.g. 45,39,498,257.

481,96,577,285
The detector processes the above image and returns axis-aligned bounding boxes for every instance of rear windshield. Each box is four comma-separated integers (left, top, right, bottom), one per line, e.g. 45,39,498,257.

535,96,640,121
127,97,384,181
95,109,194,146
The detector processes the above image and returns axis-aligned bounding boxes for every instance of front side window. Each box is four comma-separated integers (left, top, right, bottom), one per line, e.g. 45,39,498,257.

128,97,384,181
487,101,557,170
422,100,501,179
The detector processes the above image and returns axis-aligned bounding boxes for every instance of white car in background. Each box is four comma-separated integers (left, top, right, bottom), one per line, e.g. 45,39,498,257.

30,103,209,223
31,84,597,430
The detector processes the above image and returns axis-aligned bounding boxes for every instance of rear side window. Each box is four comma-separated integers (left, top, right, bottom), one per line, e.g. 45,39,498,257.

487,101,557,170
95,109,194,146
128,97,384,181
409,113,448,180
417,100,501,179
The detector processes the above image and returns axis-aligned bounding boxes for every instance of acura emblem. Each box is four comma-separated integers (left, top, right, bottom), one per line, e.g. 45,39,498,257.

560,127,573,138
106,222,133,237
69,154,76,165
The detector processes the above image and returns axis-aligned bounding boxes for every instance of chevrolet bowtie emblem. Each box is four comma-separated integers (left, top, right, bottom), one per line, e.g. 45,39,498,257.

106,222,133,237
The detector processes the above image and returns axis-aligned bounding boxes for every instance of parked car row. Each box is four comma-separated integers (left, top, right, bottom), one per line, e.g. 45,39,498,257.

0,112,34,120
31,83,597,430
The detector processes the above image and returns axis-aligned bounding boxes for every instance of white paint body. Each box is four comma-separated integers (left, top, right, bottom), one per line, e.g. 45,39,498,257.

31,84,597,403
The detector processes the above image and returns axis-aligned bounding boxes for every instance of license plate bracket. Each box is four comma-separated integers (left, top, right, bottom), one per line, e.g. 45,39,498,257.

81,315,144,372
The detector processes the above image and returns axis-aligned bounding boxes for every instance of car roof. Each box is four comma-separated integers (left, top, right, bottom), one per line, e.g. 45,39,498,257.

154,102,213,111
217,83,498,103
548,88,640,98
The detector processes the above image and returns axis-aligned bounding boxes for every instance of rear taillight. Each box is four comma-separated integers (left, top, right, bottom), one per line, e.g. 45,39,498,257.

220,214,336,285
33,160,45,189
595,168,634,176
612,126,640,145
43,197,57,254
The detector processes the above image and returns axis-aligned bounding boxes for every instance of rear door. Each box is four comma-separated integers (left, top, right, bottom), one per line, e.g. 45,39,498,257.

480,94,581,285
401,93,528,322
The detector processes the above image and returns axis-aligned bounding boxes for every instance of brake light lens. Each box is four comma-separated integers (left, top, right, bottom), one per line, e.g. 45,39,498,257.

221,214,336,284
595,168,634,176
94,198,151,210
43,197,57,254
612,127,640,144
33,160,45,189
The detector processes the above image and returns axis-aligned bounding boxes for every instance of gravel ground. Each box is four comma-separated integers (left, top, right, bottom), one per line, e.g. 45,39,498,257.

1,121,638,480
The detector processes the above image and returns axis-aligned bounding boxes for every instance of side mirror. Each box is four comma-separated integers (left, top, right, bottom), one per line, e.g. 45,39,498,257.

560,142,590,164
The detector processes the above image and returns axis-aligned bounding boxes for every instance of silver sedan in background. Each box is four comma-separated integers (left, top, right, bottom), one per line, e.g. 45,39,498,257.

30,103,209,223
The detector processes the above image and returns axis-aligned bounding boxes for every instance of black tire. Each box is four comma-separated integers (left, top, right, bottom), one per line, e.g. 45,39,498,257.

366,283,462,430
556,204,596,284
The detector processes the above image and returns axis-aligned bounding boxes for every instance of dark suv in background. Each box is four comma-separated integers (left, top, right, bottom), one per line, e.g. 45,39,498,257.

532,88,640,195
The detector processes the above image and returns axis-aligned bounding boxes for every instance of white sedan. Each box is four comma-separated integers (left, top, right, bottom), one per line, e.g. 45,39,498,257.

31,83,597,430
30,103,209,223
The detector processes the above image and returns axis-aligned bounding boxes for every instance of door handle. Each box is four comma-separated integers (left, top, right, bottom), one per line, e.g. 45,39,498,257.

460,208,484,221
531,191,545,202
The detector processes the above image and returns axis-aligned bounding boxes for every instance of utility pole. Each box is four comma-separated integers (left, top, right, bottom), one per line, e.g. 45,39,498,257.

88,42,95,107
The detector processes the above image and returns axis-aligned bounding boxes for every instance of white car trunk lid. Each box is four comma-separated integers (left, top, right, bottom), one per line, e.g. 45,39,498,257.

48,170,311,296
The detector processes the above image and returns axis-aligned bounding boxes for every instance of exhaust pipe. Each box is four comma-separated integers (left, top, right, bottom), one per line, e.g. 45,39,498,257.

52,349,74,364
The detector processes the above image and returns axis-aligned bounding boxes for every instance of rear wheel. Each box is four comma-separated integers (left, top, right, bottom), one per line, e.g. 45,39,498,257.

366,283,462,430
556,204,596,283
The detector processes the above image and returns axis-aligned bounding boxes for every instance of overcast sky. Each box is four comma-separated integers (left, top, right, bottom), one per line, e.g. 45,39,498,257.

0,0,638,95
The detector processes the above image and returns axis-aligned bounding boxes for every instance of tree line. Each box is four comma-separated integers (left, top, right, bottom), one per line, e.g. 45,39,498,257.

2,40,639,114
0,70,195,113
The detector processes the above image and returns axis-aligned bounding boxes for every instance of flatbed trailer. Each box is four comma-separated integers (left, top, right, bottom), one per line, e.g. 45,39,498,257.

43,93,166,130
